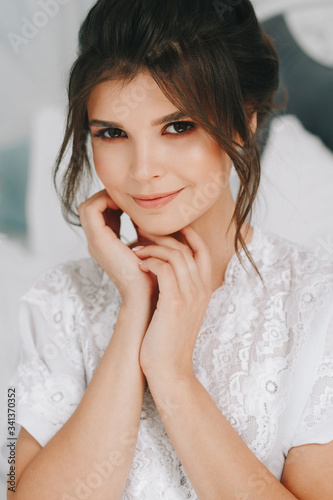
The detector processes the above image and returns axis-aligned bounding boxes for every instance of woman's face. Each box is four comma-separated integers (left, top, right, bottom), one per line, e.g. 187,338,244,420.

87,71,233,235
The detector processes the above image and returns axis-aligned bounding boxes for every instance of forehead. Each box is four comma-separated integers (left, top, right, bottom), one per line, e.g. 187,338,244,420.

87,71,173,115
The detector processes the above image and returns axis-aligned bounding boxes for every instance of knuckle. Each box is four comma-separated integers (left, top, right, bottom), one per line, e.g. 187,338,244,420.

78,200,91,218
161,262,171,272
172,249,186,261
77,203,84,215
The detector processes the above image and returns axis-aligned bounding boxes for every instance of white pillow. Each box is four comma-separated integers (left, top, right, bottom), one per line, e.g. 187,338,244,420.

253,114,333,254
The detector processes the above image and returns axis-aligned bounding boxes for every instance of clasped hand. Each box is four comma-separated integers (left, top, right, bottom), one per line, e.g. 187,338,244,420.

133,225,213,381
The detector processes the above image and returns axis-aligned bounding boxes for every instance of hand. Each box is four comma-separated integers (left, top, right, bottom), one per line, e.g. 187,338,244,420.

134,225,213,379
78,190,158,304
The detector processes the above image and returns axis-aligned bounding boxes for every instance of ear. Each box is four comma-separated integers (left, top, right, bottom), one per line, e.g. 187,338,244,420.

233,111,258,146
249,111,258,136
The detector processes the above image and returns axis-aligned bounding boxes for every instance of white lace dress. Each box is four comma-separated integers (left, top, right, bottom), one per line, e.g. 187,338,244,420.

15,227,333,499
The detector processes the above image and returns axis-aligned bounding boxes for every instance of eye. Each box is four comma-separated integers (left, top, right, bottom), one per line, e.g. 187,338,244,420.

94,128,126,140
91,121,196,142
164,121,196,136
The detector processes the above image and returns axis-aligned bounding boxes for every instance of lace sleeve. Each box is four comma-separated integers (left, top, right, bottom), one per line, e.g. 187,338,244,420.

15,274,86,447
290,309,333,448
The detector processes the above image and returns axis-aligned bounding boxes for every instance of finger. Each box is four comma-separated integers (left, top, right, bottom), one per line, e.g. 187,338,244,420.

138,228,199,278
179,225,212,289
135,244,197,296
85,189,122,212
79,190,121,235
138,257,180,301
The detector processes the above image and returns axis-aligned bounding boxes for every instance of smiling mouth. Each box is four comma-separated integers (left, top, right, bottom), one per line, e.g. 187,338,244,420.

131,189,184,208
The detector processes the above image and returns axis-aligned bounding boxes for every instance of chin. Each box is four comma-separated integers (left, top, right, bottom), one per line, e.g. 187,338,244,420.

133,216,186,237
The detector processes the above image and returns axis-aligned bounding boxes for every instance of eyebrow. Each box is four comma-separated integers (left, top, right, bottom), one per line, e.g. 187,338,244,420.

89,111,188,129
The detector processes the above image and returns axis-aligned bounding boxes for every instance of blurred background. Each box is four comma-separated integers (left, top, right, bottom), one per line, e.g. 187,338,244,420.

1,0,333,495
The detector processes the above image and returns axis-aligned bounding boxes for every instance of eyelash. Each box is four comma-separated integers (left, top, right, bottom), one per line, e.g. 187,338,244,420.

92,121,196,141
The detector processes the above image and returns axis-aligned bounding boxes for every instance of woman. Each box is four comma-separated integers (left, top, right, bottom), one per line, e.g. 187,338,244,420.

11,0,333,498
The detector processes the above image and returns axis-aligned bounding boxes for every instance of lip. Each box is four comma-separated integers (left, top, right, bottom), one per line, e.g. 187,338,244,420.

132,188,184,209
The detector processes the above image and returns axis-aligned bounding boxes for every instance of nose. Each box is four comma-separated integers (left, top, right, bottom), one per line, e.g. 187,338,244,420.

128,141,166,181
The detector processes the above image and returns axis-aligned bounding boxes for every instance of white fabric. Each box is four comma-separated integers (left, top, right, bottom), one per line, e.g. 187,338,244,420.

252,115,333,249
15,226,333,497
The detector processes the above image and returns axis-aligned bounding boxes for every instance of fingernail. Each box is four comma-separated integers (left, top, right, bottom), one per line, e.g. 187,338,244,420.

132,246,144,252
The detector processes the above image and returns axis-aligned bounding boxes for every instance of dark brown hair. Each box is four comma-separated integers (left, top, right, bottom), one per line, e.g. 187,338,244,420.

54,0,280,275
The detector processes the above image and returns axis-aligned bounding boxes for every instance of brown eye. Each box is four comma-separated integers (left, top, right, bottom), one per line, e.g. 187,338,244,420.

165,121,195,135
97,128,126,139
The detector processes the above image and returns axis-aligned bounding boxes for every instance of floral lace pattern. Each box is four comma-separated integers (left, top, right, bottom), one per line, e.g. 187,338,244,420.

16,227,333,496
17,360,85,428
291,315,333,444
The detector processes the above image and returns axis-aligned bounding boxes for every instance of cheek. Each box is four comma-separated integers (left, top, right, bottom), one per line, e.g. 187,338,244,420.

92,146,125,185
169,136,211,164
172,136,231,181
92,147,106,175
185,142,232,207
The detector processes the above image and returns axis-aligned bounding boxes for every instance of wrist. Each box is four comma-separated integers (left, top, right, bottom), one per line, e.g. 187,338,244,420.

145,366,196,389
141,350,195,383
145,370,198,421
121,290,156,311
109,303,151,357
120,296,154,319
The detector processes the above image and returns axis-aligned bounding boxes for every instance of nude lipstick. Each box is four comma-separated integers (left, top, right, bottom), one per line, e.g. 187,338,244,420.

131,189,184,209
